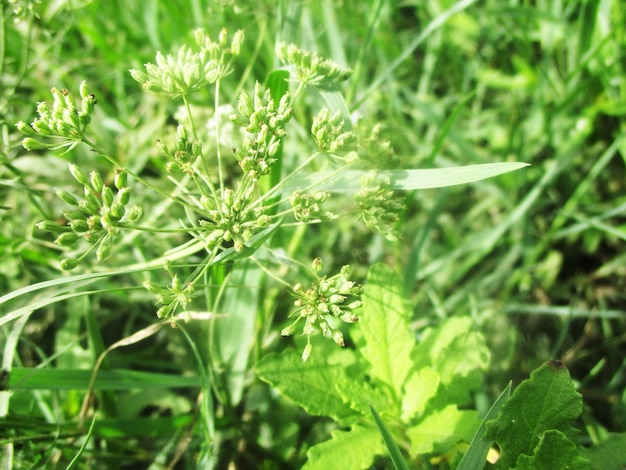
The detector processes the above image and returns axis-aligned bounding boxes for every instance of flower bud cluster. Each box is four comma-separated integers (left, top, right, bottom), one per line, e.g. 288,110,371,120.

311,107,357,159
289,191,336,223
199,187,264,252
276,42,352,89
130,28,244,96
144,265,195,320
282,260,363,362
354,123,398,168
157,124,203,174
355,172,405,241
37,164,142,269
17,81,97,151
230,82,292,180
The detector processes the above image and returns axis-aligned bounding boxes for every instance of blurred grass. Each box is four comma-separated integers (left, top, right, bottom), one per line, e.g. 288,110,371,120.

1,0,625,467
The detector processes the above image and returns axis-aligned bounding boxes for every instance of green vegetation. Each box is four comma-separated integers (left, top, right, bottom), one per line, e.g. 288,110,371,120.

1,1,625,468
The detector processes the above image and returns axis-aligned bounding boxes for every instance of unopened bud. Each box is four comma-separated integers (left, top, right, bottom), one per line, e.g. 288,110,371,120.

90,170,104,193
56,189,79,206
60,258,79,270
301,343,312,362
55,232,79,246
68,163,90,187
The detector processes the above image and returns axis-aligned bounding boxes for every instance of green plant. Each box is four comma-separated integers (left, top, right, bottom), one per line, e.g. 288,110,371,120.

3,1,625,468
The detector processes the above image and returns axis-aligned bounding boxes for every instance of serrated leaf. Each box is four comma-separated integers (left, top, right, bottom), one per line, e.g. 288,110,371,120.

412,317,489,406
406,405,480,456
303,425,385,470
513,430,590,470
401,367,441,422
255,342,358,422
336,374,391,417
360,263,414,398
484,361,584,469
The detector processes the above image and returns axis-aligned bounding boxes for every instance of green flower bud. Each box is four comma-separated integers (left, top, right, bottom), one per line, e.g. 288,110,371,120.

110,202,125,219
87,215,101,230
90,170,104,193
143,280,159,294
101,186,114,208
79,80,89,99
301,343,312,362
60,258,79,270
55,232,79,246
332,330,345,347
96,236,112,260
36,220,64,234
127,205,144,222
114,168,128,190
78,200,99,215
231,30,244,56
63,209,87,221
116,187,131,206
68,163,90,187
340,311,358,323
21,137,45,150
16,121,37,136
312,257,323,272
70,219,89,232
56,189,79,206
280,324,297,336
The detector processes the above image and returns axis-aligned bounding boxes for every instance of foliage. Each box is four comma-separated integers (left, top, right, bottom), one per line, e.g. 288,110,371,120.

1,0,625,468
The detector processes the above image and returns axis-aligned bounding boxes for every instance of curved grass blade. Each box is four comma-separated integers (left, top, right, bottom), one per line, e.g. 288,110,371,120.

369,404,409,470
456,381,512,470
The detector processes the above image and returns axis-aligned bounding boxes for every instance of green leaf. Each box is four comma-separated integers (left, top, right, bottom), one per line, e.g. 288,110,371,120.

457,381,512,470
412,317,490,406
514,430,590,470
360,263,414,398
213,260,262,406
303,425,384,470
336,373,391,417
9,368,200,390
581,433,626,470
406,405,480,456
370,405,410,470
282,163,529,193
484,361,584,469
255,342,358,422
401,367,441,422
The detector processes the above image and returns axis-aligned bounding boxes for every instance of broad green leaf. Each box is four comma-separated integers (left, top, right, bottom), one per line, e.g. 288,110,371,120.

360,263,414,398
282,163,529,193
412,317,490,406
484,361,584,469
255,342,358,422
514,430,590,470
406,405,480,456
581,433,626,470
336,373,391,417
401,367,441,422
303,425,385,470
457,381,512,470
370,405,410,470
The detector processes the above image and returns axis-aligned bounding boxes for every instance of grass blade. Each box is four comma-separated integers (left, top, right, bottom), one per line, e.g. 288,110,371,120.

457,381,512,470
369,404,409,470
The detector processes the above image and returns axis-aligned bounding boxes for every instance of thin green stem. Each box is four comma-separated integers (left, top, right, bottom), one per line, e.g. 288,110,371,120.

214,79,225,196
